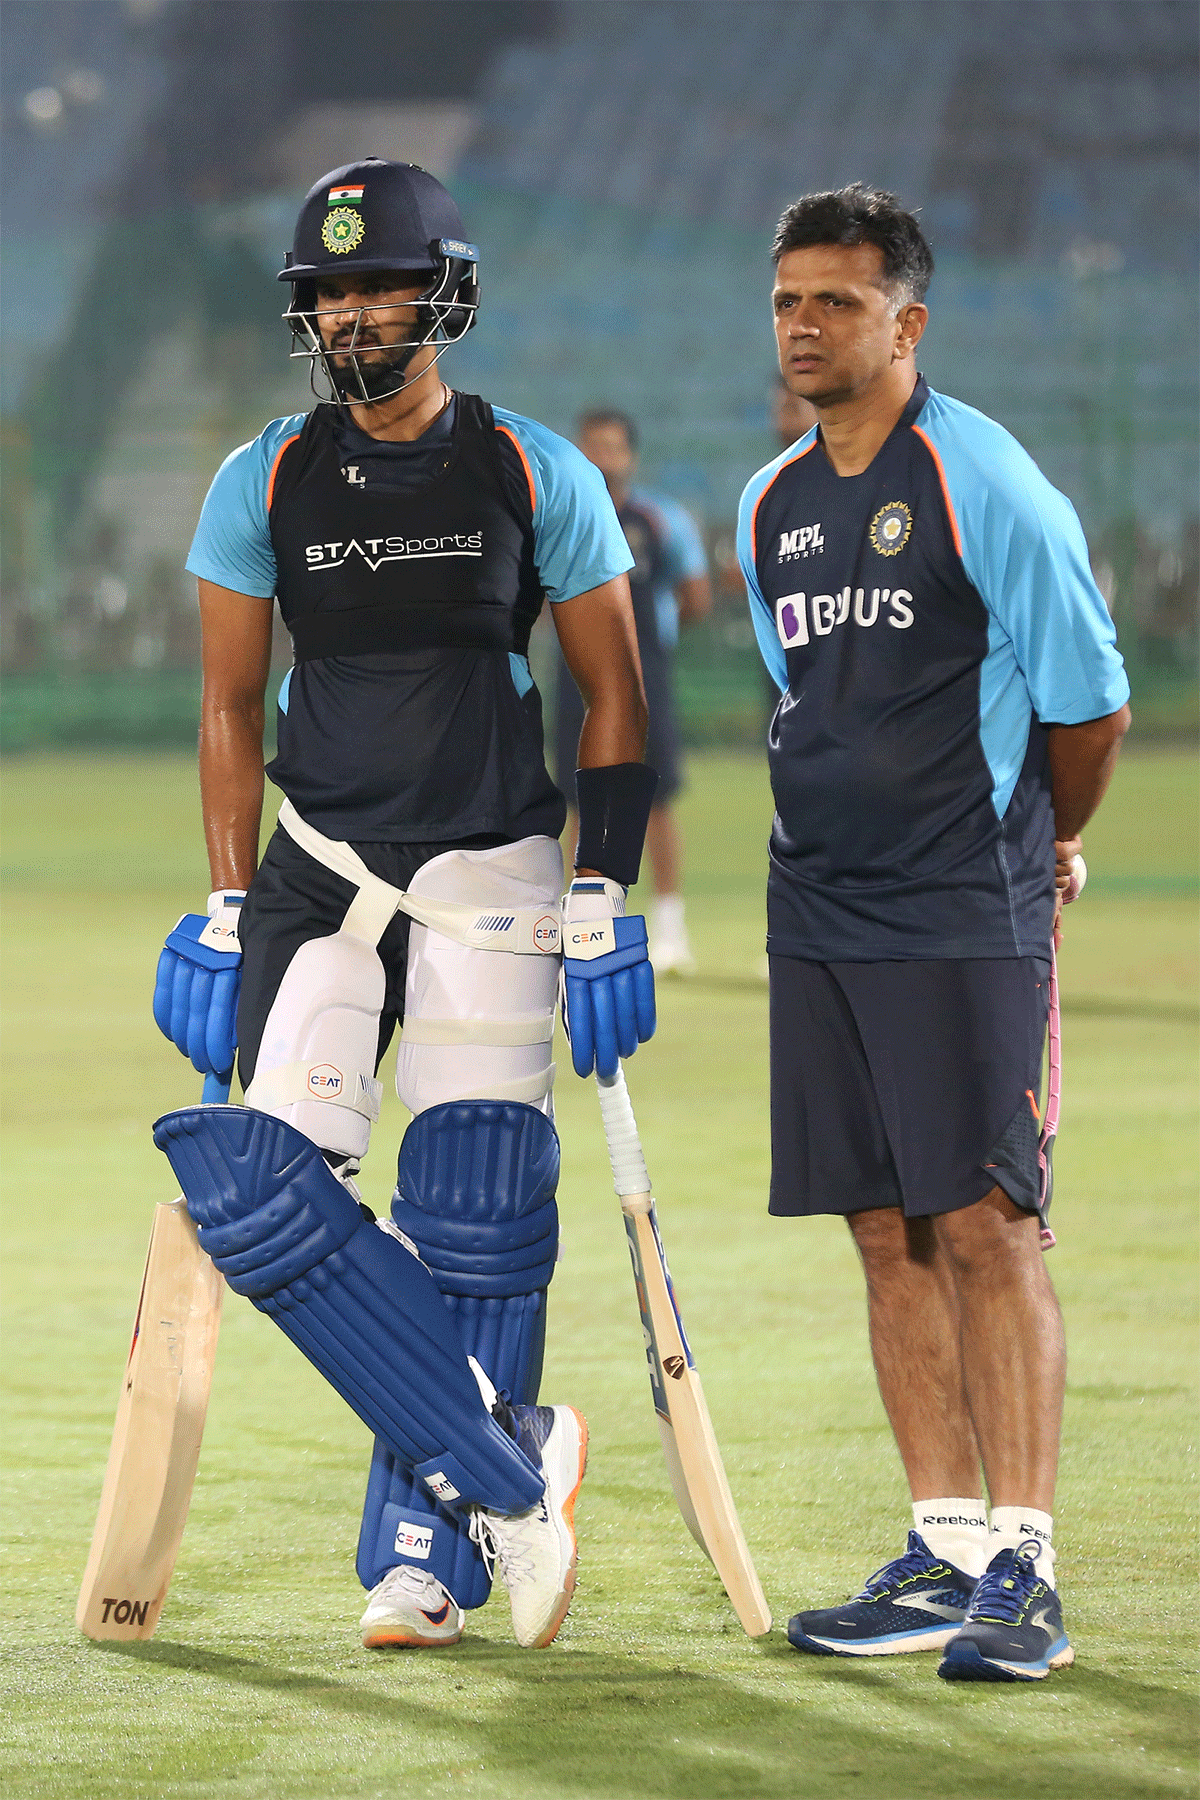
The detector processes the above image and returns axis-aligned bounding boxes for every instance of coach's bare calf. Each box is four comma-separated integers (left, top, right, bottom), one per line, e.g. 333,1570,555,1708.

849,1188,1065,1514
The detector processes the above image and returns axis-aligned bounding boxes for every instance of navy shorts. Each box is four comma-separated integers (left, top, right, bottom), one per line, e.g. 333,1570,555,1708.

554,651,681,805
768,955,1051,1220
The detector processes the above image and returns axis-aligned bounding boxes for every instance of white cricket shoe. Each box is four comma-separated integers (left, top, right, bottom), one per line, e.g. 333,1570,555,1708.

360,1564,464,1648
470,1404,588,1648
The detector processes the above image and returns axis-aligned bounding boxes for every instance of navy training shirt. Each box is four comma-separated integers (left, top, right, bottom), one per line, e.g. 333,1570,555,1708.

737,376,1129,962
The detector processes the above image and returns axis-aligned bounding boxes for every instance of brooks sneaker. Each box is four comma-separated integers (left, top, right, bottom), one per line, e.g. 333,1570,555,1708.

939,1541,1074,1681
470,1403,588,1648
788,1531,977,1656
360,1565,464,1648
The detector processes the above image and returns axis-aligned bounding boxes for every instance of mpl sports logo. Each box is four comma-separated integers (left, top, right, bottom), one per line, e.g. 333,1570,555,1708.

305,533,483,572
307,1064,344,1099
777,523,824,563
776,586,914,648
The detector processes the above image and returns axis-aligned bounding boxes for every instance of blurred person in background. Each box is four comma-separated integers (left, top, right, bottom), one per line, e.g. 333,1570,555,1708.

555,410,712,974
774,371,819,449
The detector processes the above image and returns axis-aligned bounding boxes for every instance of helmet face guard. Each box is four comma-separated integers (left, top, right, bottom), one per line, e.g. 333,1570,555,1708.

283,240,480,407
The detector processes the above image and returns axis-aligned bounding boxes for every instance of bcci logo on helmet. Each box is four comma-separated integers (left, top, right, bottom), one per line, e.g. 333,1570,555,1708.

321,208,366,255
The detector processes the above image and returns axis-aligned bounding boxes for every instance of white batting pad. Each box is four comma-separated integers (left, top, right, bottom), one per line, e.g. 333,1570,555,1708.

397,835,564,1118
244,931,386,1160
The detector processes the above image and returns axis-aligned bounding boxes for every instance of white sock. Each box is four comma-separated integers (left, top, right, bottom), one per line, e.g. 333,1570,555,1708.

651,894,688,942
989,1505,1056,1588
912,1499,989,1578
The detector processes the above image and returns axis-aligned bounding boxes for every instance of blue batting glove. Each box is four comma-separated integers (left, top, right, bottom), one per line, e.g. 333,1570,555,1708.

561,878,656,1079
152,890,245,1079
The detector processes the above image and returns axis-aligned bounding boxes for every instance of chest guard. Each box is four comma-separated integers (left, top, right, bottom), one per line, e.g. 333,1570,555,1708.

270,394,542,662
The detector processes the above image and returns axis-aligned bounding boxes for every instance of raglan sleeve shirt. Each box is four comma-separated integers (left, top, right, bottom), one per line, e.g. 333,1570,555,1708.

187,404,633,605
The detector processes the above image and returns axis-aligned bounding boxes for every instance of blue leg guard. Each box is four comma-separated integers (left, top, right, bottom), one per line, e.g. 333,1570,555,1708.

356,1101,559,1609
152,1105,544,1517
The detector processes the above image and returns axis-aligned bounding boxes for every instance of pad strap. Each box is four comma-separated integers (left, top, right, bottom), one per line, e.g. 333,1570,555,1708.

277,800,562,956
244,1059,383,1122
400,1014,555,1047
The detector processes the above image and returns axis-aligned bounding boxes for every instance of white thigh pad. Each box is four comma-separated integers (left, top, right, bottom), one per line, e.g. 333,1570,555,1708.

244,932,385,1160
397,836,563,1118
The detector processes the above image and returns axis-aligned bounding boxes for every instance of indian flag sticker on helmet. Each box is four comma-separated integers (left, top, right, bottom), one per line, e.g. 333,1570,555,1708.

328,184,365,204
321,208,366,255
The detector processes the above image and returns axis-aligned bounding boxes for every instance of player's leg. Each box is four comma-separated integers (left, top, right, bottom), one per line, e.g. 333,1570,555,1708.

933,1185,1071,1681
832,954,1072,1679
358,834,586,1650
769,956,985,1657
641,660,694,975
847,1205,983,1504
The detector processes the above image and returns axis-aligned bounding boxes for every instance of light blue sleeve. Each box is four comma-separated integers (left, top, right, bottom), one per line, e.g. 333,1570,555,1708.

632,489,709,648
185,413,308,598
648,491,708,584
918,393,1129,726
492,407,634,602
737,452,802,694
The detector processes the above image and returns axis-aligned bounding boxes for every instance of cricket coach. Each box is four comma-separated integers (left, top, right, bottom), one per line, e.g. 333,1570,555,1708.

737,185,1130,1682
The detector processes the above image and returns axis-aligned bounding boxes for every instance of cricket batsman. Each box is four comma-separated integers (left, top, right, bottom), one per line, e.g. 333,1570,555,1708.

739,185,1130,1680
151,159,658,1650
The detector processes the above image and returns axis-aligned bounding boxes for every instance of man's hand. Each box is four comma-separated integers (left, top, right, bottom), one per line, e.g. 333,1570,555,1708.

1052,840,1087,948
153,891,245,1079
561,878,655,1078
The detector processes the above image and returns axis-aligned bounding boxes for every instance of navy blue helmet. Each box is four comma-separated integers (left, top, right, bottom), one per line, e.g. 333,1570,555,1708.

279,158,480,404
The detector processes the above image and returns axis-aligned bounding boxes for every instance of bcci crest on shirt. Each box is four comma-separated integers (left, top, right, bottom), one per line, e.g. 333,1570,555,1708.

869,502,912,557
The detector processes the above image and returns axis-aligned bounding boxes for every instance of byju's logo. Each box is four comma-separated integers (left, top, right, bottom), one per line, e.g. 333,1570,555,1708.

778,524,824,562
776,587,915,649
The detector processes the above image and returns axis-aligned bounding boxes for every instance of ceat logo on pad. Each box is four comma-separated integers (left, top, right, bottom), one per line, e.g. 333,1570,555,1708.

307,1064,343,1098
393,1520,434,1559
533,914,560,953
425,1470,460,1502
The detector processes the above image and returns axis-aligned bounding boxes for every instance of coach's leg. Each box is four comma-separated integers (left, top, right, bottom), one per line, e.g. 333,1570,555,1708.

931,1186,1065,1514
848,1206,982,1501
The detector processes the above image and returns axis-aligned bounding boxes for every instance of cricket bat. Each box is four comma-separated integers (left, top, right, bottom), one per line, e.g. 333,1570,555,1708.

595,1067,772,1638
76,1075,227,1641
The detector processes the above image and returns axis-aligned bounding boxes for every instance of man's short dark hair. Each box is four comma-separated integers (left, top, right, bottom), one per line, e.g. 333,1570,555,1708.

771,184,933,305
576,408,639,451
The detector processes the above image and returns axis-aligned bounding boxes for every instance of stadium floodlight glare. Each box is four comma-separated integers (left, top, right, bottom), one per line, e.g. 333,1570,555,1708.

24,87,63,126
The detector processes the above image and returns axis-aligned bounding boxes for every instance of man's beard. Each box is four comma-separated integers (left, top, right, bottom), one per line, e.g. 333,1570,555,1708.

327,326,421,401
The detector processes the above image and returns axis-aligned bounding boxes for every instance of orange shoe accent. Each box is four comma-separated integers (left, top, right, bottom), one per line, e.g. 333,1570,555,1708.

531,1407,589,1649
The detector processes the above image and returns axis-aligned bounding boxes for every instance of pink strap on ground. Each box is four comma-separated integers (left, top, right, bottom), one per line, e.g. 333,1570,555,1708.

1038,942,1060,1249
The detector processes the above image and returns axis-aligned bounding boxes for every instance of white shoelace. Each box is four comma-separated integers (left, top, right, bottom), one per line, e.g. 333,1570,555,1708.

469,1504,543,1585
376,1563,448,1609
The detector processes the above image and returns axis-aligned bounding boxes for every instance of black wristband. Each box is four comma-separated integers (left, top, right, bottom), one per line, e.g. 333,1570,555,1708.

573,762,659,887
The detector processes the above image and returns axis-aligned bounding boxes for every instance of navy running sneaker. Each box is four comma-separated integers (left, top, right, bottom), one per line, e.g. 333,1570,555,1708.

787,1531,977,1657
938,1540,1074,1681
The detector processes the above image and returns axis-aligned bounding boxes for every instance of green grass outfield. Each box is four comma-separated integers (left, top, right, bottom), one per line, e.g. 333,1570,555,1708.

2,748,1196,1800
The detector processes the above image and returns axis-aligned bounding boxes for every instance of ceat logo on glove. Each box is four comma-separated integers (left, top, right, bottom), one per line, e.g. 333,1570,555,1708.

307,1064,344,1098
533,914,561,954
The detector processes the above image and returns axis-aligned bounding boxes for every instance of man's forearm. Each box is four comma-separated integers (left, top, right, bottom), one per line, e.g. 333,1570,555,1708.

199,698,266,890
1046,704,1131,842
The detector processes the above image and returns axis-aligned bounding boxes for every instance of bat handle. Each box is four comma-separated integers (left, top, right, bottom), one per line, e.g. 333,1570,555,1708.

201,1072,231,1105
595,1066,652,1200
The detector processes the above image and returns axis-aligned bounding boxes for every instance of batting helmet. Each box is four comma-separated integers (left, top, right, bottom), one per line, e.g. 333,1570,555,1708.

279,158,480,404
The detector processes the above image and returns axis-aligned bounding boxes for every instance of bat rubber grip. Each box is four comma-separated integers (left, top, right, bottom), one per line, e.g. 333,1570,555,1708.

595,1067,651,1199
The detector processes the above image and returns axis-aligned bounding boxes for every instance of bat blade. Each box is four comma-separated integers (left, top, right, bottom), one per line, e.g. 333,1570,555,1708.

622,1194,772,1638
76,1197,223,1641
